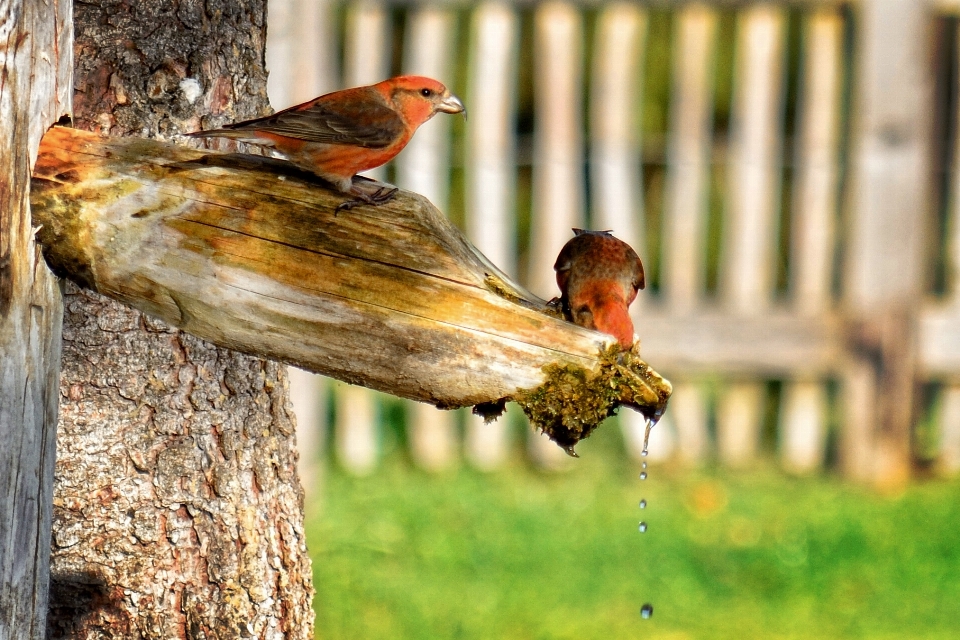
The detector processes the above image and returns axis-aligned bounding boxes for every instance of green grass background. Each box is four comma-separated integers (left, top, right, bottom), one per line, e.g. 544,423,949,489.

305,422,960,640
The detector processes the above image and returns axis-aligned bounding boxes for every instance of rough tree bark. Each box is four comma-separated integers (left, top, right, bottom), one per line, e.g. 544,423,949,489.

46,1,314,638
0,1,71,638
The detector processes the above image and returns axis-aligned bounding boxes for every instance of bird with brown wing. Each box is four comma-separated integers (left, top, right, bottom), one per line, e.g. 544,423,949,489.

188,75,465,210
554,229,645,350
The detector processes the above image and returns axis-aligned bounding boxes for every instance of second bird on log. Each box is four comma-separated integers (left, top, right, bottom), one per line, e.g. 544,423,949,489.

554,229,645,350
187,75,466,211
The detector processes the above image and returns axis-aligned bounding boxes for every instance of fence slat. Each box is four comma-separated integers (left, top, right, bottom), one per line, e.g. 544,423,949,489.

663,3,717,315
463,1,520,470
265,0,340,487
333,1,392,474
781,8,843,473
335,382,379,476
842,0,932,486
589,3,663,460
935,20,960,477
717,5,786,467
266,0,339,109
343,0,393,181
660,4,719,465
939,386,960,475
528,0,586,467
670,384,710,465
288,367,329,496
398,6,461,472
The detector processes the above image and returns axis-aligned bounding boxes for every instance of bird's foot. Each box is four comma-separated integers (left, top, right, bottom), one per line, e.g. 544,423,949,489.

336,180,399,213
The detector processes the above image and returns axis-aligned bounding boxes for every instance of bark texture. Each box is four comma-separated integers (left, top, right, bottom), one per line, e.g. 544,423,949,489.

0,0,71,638
47,1,314,637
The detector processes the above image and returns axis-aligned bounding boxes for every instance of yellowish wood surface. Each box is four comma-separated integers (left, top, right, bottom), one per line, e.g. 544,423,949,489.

31,126,671,450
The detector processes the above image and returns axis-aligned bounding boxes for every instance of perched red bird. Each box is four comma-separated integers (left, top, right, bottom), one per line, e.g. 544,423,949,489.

188,75,465,209
553,229,645,349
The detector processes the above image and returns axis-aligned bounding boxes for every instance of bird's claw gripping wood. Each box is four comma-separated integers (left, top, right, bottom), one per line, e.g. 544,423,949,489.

30,126,672,454
336,181,400,213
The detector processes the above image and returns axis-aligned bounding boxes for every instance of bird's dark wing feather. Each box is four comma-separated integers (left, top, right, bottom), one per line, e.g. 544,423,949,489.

221,89,404,148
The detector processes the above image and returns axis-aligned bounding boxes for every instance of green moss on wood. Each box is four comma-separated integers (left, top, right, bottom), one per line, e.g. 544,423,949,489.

512,346,672,456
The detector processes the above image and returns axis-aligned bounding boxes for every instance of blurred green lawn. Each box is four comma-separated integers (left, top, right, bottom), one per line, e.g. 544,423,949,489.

306,424,960,640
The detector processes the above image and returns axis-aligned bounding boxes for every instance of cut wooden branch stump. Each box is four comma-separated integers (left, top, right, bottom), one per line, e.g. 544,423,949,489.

31,126,671,454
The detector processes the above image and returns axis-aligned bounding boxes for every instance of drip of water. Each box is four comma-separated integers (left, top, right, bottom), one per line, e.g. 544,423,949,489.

639,499,647,509
641,418,653,457
638,521,647,533
640,604,654,619
639,472,647,480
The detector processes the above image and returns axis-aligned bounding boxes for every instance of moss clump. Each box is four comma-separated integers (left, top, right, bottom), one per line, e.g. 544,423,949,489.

513,345,672,456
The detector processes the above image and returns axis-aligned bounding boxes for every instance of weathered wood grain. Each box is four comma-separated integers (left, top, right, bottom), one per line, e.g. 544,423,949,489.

31,126,671,450
0,0,71,638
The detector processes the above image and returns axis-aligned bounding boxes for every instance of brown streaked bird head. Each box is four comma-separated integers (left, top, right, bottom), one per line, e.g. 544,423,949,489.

553,229,645,349
376,75,466,128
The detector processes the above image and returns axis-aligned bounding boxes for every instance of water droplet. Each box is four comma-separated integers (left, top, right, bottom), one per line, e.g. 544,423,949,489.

641,420,653,457
639,472,647,480
642,461,647,470
641,449,649,458
640,603,654,619
638,521,647,533
639,499,647,509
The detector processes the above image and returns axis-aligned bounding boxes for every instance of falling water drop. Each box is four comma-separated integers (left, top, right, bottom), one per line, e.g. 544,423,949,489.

642,461,647,470
640,604,654,619
641,419,653,457
638,521,647,533
639,499,647,509
639,472,647,480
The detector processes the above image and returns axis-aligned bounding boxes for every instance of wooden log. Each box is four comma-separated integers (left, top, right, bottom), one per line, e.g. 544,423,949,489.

0,0,71,637
31,126,671,453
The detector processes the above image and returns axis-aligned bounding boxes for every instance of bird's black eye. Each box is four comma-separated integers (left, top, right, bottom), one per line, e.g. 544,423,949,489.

420,88,433,97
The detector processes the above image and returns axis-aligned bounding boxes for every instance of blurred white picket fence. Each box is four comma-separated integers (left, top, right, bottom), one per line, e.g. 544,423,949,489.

267,0,960,485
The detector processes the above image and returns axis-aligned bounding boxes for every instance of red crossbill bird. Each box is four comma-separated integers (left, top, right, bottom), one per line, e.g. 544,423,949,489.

554,229,645,349
187,75,465,210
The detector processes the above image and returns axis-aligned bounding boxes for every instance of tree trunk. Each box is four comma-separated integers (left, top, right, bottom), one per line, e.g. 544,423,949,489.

0,1,71,638
46,1,314,637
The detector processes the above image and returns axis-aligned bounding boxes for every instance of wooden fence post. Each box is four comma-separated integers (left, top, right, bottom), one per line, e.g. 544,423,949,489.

590,3,660,461
334,0,392,475
781,8,844,474
464,1,520,470
842,0,932,486
936,18,960,476
399,5,460,472
718,4,786,467
265,0,340,498
529,1,586,467
0,1,71,637
661,3,718,466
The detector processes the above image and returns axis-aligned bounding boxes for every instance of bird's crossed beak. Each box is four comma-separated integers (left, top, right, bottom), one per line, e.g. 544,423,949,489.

438,93,467,121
